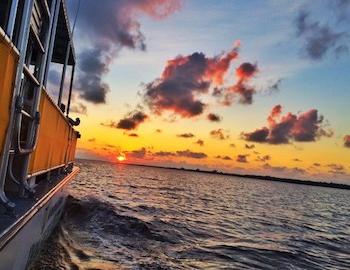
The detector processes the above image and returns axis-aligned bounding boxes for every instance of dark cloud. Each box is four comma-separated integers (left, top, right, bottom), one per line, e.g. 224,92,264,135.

210,129,229,140
313,162,321,167
256,155,270,162
243,127,269,143
295,9,348,60
76,48,111,104
264,79,283,95
245,144,255,149
215,155,232,160
236,154,248,163
242,105,332,144
293,158,302,162
128,133,139,137
142,45,240,118
217,62,258,106
194,139,204,146
153,149,207,159
127,147,147,159
177,133,195,138
344,135,350,148
207,113,222,122
116,111,148,130
73,0,181,103
176,150,207,159
153,151,176,157
70,102,88,115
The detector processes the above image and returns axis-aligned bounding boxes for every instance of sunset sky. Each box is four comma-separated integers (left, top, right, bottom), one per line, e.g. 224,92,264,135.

53,0,350,182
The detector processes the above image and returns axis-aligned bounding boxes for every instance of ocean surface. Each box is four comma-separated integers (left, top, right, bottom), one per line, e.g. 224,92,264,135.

31,159,350,270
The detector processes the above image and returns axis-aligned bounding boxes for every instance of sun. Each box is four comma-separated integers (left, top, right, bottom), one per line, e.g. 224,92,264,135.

117,153,126,162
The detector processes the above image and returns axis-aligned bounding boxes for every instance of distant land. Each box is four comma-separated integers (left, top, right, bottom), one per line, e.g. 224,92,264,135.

78,159,350,191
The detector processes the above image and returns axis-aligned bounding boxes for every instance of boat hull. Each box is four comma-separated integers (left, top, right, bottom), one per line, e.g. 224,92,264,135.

0,167,79,270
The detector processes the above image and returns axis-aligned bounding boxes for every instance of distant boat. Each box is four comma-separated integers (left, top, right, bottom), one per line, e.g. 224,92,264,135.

0,0,80,269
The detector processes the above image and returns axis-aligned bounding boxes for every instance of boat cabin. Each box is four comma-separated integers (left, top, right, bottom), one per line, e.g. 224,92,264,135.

0,0,80,260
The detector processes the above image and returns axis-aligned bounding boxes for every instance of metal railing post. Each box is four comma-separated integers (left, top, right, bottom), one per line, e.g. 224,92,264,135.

43,0,61,87
0,0,35,208
58,43,71,107
6,0,19,39
66,64,75,116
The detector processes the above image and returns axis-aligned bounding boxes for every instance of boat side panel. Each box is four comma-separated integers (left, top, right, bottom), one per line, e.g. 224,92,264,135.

0,187,68,270
28,90,77,175
0,33,18,157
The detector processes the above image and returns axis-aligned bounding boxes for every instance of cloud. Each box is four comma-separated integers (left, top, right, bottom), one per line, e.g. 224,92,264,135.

243,127,269,143
236,154,248,163
88,138,96,142
326,163,346,175
293,158,302,162
295,9,348,60
128,133,139,137
127,147,147,159
70,102,88,115
242,105,332,144
73,0,181,103
330,0,350,22
155,129,162,133
142,44,240,118
176,149,207,159
245,144,255,149
194,139,204,146
153,151,176,157
264,79,283,95
48,70,61,85
210,129,229,140
115,111,148,130
215,155,232,160
207,113,222,122
177,133,195,138
313,162,321,167
256,155,270,162
262,163,286,172
217,62,258,106
229,143,236,148
344,135,350,148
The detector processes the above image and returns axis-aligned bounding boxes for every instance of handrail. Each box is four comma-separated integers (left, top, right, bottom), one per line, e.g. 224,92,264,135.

13,96,40,155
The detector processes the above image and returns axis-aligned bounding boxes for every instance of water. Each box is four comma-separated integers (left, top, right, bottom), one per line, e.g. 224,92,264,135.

31,159,350,269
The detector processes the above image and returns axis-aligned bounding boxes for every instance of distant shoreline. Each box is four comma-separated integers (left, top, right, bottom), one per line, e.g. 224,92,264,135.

77,159,350,191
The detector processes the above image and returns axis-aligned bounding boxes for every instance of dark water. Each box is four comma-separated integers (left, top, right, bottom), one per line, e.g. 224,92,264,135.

31,160,350,269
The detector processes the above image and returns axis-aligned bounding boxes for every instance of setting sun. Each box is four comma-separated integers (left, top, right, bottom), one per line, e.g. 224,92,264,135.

117,154,126,162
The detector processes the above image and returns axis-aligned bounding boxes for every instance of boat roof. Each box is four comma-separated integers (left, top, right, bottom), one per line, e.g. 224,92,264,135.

52,0,75,66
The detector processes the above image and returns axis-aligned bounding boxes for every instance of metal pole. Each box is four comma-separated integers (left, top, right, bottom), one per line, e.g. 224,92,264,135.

0,0,35,208
66,64,75,116
58,43,71,107
6,0,19,39
43,0,62,87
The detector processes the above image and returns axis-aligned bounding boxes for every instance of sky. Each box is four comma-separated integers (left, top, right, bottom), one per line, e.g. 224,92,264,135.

54,0,350,183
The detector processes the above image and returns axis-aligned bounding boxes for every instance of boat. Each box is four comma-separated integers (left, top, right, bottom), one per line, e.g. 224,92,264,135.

0,0,80,269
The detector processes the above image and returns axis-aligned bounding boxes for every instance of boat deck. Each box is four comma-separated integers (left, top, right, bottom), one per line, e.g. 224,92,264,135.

0,167,79,250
